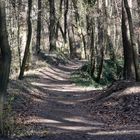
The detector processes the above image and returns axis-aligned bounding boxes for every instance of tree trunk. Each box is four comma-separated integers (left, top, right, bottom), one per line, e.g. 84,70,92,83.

96,17,104,82
90,25,95,77
19,0,32,80
55,0,63,40
64,0,69,43
124,0,140,81
48,0,56,52
0,0,11,135
68,26,76,59
36,0,42,54
17,0,22,68
121,1,135,80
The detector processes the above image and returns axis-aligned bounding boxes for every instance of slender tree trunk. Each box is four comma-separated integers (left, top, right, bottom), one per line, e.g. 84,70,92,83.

90,25,95,77
137,0,140,56
0,0,11,135
64,0,69,43
72,0,87,59
36,0,42,54
19,0,32,80
72,0,79,22
55,0,63,40
17,0,22,68
96,18,104,82
81,32,87,59
48,0,56,52
96,0,106,82
68,25,75,58
137,0,140,26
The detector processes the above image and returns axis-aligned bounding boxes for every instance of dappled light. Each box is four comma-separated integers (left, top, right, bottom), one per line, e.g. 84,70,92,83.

25,117,62,124
88,130,140,136
8,61,140,140
1,0,140,139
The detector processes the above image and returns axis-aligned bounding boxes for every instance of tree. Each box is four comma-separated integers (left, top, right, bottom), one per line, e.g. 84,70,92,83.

0,0,11,135
48,0,56,52
122,0,140,81
19,0,32,80
36,0,42,54
96,0,105,82
64,0,69,43
122,0,135,80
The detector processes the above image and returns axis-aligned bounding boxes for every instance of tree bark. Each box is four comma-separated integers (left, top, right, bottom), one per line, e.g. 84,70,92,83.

90,25,95,77
19,0,32,80
96,1,104,82
122,0,135,80
36,0,42,54
124,0,140,81
64,0,69,43
0,0,11,135
48,0,56,52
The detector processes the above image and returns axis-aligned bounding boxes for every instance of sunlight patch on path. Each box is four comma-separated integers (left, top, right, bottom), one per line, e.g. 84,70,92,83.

57,100,76,105
64,117,104,126
17,61,108,137
88,130,140,136
41,86,97,92
25,117,62,124
57,126,100,131
31,82,97,92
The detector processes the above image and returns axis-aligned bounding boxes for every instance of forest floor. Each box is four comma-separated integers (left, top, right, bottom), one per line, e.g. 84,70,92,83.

6,60,140,140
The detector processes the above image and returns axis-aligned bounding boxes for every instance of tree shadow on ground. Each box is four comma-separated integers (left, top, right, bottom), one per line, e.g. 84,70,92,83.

8,61,140,139
19,132,140,140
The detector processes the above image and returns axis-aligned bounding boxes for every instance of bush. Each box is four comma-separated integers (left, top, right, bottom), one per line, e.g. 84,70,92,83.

102,59,123,84
71,59,123,87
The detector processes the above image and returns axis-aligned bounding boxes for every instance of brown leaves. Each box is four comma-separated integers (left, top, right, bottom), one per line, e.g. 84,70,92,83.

83,82,140,128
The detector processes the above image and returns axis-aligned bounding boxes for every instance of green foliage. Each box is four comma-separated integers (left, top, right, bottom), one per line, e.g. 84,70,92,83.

83,0,96,6
0,95,16,137
80,62,91,73
71,71,99,87
71,59,123,87
101,59,123,85
56,48,70,63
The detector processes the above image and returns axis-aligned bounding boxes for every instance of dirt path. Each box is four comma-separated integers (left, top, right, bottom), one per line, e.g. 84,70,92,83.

11,61,140,140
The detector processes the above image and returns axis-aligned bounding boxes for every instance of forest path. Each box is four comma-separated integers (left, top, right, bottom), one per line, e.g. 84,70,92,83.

14,60,140,140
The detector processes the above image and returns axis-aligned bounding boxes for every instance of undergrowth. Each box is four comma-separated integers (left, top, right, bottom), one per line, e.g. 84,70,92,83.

0,95,16,137
71,59,123,88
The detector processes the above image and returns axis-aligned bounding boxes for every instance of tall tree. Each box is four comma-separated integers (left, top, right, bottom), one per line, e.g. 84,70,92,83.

19,0,32,80
64,0,69,43
0,0,11,134
48,0,56,52
36,0,42,54
123,0,140,81
96,0,105,82
122,0,135,80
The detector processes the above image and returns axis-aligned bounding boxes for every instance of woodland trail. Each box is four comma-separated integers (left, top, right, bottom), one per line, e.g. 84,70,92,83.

10,60,140,140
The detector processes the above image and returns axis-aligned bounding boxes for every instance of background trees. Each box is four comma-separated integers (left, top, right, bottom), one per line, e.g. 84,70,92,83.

0,0,139,82
0,0,140,136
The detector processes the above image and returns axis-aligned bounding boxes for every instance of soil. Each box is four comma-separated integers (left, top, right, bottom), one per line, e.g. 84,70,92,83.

7,60,140,140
